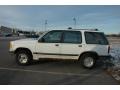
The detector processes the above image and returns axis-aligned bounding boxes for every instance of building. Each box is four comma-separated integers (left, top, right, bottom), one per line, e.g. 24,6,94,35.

0,26,14,36
0,26,13,34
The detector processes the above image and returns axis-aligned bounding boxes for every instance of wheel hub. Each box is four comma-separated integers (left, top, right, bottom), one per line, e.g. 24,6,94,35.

84,57,94,67
18,54,28,64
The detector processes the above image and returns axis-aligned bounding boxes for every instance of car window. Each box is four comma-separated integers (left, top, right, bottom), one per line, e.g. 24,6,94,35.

63,31,82,43
85,32,109,45
42,31,62,43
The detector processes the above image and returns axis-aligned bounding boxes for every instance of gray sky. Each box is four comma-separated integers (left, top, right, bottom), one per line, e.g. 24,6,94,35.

0,5,120,34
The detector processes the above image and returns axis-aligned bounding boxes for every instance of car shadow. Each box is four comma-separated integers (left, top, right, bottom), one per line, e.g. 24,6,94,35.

31,58,105,69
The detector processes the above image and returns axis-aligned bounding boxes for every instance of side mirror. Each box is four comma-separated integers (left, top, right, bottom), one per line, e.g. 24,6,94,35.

38,38,45,43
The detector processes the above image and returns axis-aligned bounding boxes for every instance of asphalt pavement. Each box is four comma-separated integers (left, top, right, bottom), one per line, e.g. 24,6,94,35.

0,37,119,85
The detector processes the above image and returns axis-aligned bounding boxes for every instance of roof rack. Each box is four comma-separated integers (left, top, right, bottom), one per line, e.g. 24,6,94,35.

68,28,99,31
51,29,99,31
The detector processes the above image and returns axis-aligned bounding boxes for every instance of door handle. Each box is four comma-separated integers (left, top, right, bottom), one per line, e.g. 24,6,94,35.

78,45,82,47
55,44,59,46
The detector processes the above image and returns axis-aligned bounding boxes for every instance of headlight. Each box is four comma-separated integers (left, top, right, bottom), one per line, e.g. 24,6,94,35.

9,42,12,49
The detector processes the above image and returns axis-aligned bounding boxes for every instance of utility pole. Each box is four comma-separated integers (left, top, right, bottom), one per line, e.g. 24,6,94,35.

73,17,76,29
45,20,47,31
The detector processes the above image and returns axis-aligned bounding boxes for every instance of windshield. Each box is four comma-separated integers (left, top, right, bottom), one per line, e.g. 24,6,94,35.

37,31,49,40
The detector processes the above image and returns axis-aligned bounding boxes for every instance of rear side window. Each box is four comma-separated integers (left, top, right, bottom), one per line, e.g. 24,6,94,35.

85,32,109,45
63,31,82,43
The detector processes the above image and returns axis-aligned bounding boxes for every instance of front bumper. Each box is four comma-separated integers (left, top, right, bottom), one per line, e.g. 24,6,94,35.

9,51,14,55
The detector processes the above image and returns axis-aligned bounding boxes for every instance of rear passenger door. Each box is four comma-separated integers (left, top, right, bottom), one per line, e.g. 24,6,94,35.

60,31,82,60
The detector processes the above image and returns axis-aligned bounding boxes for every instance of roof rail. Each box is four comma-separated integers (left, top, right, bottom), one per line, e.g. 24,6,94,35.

70,28,99,31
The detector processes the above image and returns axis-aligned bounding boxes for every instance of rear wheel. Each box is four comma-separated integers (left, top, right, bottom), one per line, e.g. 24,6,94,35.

80,53,96,68
15,50,32,65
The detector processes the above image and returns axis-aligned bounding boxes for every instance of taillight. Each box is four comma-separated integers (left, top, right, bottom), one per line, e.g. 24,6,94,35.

108,45,110,54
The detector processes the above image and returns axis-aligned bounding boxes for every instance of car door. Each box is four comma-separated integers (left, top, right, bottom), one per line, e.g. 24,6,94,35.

61,31,82,60
35,30,63,59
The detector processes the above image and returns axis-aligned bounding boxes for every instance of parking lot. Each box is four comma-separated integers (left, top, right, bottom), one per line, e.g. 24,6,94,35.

0,37,119,85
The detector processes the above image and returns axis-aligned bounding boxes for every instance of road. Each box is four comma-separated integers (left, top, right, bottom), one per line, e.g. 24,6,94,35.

0,37,119,85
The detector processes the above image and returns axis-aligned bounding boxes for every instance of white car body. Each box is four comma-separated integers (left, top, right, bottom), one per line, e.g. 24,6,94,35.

9,29,110,61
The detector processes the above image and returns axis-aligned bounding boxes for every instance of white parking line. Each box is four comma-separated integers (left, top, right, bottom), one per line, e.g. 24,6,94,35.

0,67,102,77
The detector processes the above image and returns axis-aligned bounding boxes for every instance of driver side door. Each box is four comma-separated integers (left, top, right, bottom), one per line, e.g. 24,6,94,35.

35,30,63,59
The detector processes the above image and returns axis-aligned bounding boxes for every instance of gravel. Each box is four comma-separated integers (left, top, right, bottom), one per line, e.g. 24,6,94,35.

106,44,120,82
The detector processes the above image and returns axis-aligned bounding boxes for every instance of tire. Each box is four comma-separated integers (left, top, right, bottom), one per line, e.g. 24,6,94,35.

15,50,32,65
80,53,96,69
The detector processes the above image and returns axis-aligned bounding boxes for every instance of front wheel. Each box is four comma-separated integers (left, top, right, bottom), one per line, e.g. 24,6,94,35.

15,50,32,65
80,53,96,69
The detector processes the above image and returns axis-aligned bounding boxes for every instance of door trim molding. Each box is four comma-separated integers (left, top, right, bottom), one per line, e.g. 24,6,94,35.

33,52,79,56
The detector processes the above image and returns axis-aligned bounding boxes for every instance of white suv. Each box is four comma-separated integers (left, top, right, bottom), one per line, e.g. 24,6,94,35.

9,29,110,68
